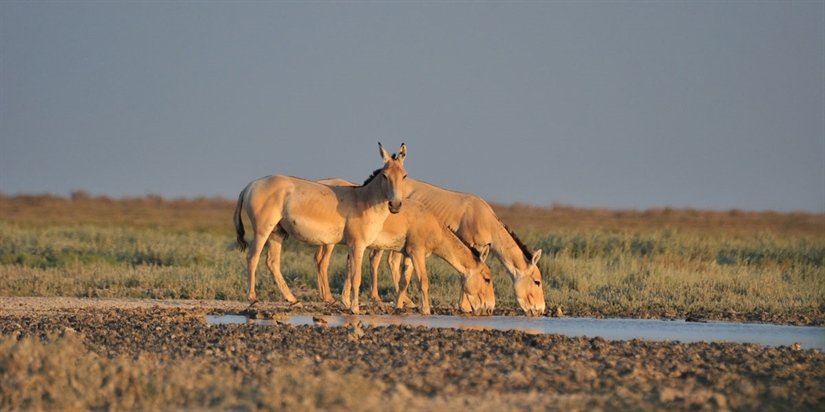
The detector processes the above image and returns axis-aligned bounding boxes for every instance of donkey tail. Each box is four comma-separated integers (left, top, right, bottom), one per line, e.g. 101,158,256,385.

233,188,248,252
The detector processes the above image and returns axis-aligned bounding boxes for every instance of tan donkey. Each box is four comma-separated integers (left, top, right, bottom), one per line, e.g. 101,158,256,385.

317,178,546,316
233,143,407,314
314,189,496,315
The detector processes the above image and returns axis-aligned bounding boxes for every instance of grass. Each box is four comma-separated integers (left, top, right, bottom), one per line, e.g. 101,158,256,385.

525,229,824,314
0,194,823,318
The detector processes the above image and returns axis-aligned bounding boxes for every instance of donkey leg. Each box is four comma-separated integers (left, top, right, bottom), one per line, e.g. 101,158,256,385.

368,249,383,303
395,256,413,310
411,253,431,315
264,231,301,306
389,251,416,308
314,244,337,304
340,253,353,310
347,244,368,314
246,232,270,304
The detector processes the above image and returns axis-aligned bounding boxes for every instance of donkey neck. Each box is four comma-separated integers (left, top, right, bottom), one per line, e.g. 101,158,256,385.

490,221,532,281
432,227,476,279
354,172,390,213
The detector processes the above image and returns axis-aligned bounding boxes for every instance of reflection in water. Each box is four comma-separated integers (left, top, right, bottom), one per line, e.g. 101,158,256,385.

206,314,825,350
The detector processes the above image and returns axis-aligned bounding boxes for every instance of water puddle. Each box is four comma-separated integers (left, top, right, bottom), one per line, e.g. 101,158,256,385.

207,314,825,350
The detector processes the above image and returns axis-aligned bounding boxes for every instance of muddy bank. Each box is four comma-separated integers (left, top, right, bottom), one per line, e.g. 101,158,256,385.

1,298,823,410
242,299,825,327
5,296,822,326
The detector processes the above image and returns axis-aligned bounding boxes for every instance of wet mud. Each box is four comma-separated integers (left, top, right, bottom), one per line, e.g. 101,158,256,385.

1,298,823,410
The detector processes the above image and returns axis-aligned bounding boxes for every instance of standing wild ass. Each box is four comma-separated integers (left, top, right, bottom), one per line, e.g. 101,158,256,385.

233,143,407,314
316,178,546,316
313,182,496,315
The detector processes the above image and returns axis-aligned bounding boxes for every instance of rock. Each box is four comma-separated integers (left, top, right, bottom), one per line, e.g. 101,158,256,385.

348,322,365,342
657,387,681,403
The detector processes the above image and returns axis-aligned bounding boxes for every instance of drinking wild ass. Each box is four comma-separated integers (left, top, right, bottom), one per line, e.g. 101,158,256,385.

233,143,407,314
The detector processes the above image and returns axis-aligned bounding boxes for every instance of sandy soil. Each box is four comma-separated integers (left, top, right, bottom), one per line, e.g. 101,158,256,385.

2,297,824,410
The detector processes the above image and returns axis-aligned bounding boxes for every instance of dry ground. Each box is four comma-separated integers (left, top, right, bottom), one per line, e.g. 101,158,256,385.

2,297,823,411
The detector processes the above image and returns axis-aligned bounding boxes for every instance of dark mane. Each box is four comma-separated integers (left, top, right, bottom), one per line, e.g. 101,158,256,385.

361,153,397,186
361,168,382,186
505,225,534,261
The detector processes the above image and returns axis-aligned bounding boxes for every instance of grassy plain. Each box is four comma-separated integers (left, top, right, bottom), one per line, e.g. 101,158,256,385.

1,193,823,321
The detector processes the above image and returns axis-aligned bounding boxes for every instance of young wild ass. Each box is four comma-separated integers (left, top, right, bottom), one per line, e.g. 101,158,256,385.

233,143,407,314
313,183,495,315
316,178,547,316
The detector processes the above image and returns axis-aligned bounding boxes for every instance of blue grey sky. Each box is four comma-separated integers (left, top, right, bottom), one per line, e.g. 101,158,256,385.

1,1,823,212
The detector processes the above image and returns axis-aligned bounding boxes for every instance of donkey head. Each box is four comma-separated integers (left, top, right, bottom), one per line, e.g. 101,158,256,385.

378,142,407,214
461,244,495,316
513,249,546,317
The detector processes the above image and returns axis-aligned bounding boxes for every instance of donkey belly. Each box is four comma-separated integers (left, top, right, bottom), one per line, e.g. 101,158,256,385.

279,214,345,245
369,230,406,252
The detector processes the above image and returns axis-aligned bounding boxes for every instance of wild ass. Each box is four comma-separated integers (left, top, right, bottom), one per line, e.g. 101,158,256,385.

233,143,407,314
316,178,546,316
313,184,496,315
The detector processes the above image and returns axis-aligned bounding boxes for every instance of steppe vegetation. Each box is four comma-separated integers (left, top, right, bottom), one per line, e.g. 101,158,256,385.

1,193,823,322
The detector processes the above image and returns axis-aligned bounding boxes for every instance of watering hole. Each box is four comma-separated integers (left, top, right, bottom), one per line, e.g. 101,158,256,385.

207,314,825,350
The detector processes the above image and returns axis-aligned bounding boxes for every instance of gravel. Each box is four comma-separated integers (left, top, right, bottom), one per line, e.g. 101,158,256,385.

2,297,823,411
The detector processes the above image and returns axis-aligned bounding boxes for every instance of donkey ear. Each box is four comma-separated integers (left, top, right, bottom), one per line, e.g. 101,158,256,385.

477,244,491,262
531,249,543,266
379,142,392,163
396,143,407,164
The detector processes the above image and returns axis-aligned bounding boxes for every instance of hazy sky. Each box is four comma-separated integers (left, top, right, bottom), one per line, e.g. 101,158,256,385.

1,1,823,212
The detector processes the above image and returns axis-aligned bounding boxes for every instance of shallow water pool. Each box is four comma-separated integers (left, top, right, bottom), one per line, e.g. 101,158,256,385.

207,314,825,350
